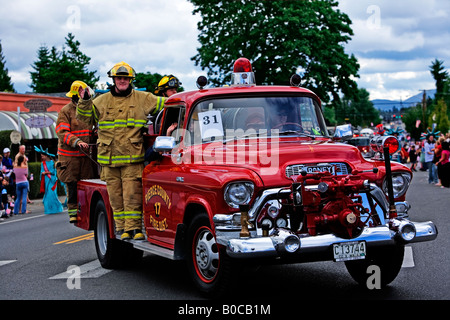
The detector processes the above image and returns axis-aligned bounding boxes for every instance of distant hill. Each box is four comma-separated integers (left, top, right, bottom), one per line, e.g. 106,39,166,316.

371,89,436,111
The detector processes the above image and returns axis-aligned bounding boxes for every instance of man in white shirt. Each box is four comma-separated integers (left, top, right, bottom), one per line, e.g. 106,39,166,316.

424,135,438,184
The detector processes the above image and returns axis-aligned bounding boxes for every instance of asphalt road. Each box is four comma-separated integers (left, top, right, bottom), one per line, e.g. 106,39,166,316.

0,168,448,307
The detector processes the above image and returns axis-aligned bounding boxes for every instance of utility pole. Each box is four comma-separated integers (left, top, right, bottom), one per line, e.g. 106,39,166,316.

421,90,427,125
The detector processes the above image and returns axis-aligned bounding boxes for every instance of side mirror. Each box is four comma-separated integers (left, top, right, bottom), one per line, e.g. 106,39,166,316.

334,124,353,138
153,136,176,153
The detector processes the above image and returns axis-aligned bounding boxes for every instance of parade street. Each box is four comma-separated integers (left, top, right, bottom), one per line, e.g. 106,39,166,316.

0,168,448,302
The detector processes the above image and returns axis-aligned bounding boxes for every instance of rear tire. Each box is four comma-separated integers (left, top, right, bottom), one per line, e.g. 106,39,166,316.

94,200,142,269
345,244,405,288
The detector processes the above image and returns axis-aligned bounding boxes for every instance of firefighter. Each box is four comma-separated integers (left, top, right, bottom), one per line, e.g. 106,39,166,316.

154,74,181,97
154,75,181,135
76,62,165,240
56,80,98,223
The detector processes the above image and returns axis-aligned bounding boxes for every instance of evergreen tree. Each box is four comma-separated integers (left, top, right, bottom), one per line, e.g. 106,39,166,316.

189,0,359,103
429,99,450,135
0,40,15,92
429,59,448,101
30,45,52,93
30,33,98,93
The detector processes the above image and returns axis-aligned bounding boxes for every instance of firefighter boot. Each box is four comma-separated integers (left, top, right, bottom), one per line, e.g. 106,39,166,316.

68,206,78,223
120,229,144,240
132,229,145,240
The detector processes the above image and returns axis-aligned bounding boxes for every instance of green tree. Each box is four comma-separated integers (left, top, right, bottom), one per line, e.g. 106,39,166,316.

429,59,448,101
429,99,450,135
189,0,359,103
334,88,379,127
0,40,15,92
134,71,163,92
30,33,98,93
403,104,426,140
134,71,185,93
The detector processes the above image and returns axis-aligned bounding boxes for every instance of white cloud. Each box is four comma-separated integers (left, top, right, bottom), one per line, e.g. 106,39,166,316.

347,19,425,54
1,0,450,102
0,0,202,93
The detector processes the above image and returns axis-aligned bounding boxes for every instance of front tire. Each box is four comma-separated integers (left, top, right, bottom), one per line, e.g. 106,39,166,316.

345,244,405,288
186,214,236,297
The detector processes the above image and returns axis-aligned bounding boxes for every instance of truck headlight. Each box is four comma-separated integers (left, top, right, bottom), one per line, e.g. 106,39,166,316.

383,172,411,198
224,182,254,208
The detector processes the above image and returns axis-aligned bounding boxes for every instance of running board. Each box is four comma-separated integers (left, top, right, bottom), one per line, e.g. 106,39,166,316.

129,240,176,260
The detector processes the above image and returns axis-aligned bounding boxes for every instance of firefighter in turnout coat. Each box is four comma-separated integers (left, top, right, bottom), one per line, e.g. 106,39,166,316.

76,62,165,240
56,80,97,223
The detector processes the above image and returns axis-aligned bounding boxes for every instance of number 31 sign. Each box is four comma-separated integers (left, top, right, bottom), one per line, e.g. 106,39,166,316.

198,110,224,139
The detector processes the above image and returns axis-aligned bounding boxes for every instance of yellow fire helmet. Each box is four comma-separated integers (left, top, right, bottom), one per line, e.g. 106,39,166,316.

66,80,88,98
154,75,181,95
107,61,136,78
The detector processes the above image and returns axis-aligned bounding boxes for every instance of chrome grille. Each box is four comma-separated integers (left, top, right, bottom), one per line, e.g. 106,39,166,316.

285,162,350,178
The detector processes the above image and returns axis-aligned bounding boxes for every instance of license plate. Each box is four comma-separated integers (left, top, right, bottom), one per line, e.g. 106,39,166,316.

304,165,335,175
333,241,366,262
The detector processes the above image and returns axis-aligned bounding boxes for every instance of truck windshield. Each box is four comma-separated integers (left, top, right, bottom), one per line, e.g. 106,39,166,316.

185,96,328,145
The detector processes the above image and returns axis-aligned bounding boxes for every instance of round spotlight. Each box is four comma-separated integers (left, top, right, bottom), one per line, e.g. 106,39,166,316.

399,221,416,242
284,235,300,253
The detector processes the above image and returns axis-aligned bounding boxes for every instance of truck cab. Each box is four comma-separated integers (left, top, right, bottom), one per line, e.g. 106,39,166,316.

76,58,437,297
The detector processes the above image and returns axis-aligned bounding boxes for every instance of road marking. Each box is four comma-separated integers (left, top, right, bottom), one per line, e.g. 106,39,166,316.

402,246,415,268
0,214,46,225
49,260,111,279
0,260,17,267
54,233,94,244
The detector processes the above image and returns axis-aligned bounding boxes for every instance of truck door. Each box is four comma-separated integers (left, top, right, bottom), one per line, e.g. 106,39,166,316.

142,105,185,248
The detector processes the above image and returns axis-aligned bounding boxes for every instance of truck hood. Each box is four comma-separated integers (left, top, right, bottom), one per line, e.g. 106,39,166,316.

192,138,370,187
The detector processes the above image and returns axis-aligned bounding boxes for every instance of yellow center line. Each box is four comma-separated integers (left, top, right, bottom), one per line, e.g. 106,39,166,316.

54,232,94,245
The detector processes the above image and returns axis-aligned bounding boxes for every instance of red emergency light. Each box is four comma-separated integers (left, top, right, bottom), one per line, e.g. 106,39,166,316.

370,135,399,154
233,57,253,73
384,136,400,154
231,57,256,86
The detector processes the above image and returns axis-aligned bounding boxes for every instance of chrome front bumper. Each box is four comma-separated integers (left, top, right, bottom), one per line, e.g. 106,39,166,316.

216,220,437,259
214,184,437,261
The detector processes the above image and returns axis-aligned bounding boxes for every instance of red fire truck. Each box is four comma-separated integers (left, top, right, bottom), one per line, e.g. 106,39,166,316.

75,58,437,296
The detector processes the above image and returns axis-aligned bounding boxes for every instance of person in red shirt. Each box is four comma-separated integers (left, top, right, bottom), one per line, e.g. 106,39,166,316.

436,141,450,188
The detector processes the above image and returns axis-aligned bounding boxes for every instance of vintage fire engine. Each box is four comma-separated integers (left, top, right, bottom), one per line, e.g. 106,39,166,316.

75,58,437,296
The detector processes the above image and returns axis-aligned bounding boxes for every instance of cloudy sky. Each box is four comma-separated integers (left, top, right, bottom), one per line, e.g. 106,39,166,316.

1,0,449,102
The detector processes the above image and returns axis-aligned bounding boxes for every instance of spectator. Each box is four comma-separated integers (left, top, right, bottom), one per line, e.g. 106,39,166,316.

2,148,15,201
1,176,11,218
2,148,13,170
434,137,444,186
14,144,33,205
424,134,438,184
436,141,450,188
409,144,418,172
13,155,29,215
35,146,63,215
419,139,427,171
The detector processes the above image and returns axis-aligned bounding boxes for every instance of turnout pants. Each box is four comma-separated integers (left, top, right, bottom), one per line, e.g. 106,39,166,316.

57,156,97,220
100,164,144,232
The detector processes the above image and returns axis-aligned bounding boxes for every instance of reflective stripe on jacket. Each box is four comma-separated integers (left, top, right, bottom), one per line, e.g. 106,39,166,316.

77,89,165,167
56,101,93,159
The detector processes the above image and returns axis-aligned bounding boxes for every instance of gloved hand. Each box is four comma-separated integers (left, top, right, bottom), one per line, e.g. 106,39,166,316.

78,85,94,100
